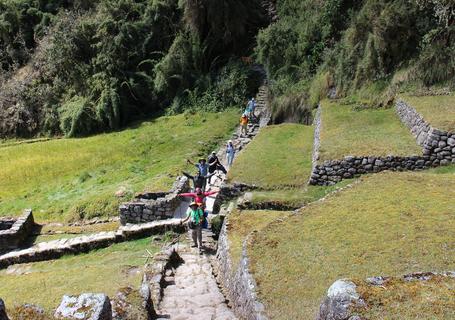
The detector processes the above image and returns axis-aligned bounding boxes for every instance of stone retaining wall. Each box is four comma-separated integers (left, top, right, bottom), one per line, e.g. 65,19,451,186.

0,209,35,253
309,99,455,186
396,99,455,165
215,218,268,320
310,155,431,185
119,176,190,225
0,219,184,268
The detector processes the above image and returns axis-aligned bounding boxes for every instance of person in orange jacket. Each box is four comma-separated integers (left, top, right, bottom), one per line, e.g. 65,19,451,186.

240,113,248,136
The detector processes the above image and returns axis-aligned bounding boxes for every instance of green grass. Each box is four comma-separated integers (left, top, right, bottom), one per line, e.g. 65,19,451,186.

319,101,421,160
401,95,455,132
227,210,285,268
32,221,119,244
0,237,159,311
250,181,352,208
355,275,455,319
248,166,455,319
227,124,314,188
0,111,238,222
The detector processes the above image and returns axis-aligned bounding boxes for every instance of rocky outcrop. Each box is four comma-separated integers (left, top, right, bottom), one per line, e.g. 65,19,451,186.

55,294,112,320
0,209,35,254
119,177,190,225
396,99,455,165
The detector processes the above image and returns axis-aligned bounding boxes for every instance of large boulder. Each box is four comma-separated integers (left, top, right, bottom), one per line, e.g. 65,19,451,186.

317,280,365,320
55,294,112,320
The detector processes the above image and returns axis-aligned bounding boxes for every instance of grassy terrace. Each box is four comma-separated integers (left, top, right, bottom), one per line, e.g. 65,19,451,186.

355,275,455,319
0,238,159,312
249,181,351,209
319,101,421,160
248,166,455,319
227,124,314,188
401,95,455,132
0,111,238,222
227,210,286,268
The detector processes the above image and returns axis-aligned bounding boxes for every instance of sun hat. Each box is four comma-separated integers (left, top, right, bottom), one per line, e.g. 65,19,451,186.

189,202,198,207
212,151,216,154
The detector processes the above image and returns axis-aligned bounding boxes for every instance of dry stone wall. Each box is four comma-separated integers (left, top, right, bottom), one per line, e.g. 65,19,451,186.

309,99,454,186
119,176,190,225
396,98,455,166
0,209,34,253
215,218,268,320
0,219,184,268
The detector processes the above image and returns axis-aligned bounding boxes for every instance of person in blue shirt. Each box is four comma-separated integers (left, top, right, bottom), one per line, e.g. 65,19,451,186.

187,158,209,190
245,98,256,121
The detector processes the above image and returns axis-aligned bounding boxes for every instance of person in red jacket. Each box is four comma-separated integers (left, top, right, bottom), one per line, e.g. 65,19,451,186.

178,188,218,206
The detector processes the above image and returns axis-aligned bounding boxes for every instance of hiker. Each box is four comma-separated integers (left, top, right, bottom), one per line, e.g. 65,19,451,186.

179,188,218,230
180,202,204,253
226,140,235,167
178,187,218,208
187,158,209,177
182,171,215,191
240,113,248,136
208,151,227,183
246,98,257,120
187,158,210,190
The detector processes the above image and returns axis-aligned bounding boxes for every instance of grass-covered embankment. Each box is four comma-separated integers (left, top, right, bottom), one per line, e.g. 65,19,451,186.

248,166,455,319
227,124,314,188
401,95,455,132
0,237,159,312
0,111,238,222
227,210,286,268
319,101,421,160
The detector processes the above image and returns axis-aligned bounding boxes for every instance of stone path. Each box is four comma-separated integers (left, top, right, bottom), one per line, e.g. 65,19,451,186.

156,85,270,319
156,230,236,320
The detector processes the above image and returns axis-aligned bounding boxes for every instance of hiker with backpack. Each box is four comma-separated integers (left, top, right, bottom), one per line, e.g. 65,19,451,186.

226,140,235,167
180,202,204,253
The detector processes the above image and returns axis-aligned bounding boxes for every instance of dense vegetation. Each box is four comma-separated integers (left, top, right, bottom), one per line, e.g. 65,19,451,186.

1,0,453,135
255,0,455,120
0,0,269,137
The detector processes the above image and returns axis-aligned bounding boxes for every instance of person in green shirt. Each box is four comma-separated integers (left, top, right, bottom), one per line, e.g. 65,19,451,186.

181,202,204,253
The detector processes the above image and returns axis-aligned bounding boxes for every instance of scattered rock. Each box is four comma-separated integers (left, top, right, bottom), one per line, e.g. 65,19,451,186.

55,293,112,320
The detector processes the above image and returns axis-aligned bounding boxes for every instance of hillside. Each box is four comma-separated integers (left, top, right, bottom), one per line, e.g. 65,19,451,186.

0,0,269,138
0,110,238,222
256,0,455,120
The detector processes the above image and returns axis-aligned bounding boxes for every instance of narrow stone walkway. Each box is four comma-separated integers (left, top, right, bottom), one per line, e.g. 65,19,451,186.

156,84,270,320
157,230,236,320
